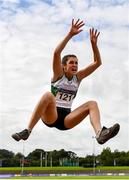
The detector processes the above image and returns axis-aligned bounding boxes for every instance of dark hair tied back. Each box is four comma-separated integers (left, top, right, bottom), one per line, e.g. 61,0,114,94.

62,54,77,65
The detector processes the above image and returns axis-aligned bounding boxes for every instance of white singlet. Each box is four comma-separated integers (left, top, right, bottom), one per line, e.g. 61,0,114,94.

51,75,80,109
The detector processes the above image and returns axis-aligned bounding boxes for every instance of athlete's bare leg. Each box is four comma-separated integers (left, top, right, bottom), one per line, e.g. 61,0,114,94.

12,92,58,141
64,101,101,135
28,92,57,131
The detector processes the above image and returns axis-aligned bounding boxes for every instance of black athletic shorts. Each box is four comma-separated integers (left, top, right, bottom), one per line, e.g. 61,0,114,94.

44,107,71,130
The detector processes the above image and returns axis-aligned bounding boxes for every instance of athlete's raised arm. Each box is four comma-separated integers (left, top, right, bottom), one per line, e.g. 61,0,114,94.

77,28,102,81
52,19,85,82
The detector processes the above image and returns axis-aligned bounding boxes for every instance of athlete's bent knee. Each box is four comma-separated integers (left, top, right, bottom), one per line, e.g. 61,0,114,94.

44,92,55,103
87,101,98,109
44,91,52,97
40,91,55,105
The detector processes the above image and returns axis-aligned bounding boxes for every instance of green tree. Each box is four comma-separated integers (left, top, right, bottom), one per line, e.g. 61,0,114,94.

27,149,45,166
77,154,97,168
0,149,14,167
13,152,24,167
100,147,113,166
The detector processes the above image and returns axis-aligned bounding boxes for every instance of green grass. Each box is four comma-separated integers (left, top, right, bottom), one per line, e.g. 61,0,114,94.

0,167,84,171
1,166,129,180
8,175,129,179
0,166,129,171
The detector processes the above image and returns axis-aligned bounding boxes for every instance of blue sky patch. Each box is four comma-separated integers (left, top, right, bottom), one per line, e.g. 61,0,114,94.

18,0,31,9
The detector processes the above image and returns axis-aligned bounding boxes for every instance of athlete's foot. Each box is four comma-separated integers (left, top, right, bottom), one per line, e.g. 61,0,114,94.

12,129,31,141
96,123,120,145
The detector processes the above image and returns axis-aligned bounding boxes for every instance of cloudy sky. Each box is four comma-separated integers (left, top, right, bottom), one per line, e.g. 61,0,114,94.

0,0,129,157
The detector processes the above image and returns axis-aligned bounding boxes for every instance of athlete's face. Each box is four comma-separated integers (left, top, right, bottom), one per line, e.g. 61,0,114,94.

63,57,78,75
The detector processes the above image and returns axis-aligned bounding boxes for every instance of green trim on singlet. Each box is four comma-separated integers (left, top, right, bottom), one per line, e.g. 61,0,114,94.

51,85,58,96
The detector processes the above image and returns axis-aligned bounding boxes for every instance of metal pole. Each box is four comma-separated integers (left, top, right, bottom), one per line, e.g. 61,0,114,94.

50,156,52,167
21,142,25,175
92,136,96,175
77,157,79,166
40,152,43,167
45,152,47,167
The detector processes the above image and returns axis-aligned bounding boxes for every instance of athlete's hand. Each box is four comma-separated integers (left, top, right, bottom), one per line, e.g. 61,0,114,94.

69,19,85,36
90,28,100,46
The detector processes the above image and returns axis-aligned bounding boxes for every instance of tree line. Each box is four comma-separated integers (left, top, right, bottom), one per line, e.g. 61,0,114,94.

0,147,129,167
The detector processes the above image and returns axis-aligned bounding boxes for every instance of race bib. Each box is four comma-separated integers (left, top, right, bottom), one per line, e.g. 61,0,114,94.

56,91,75,102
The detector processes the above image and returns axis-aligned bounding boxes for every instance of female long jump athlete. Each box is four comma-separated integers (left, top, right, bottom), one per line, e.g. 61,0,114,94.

12,19,120,144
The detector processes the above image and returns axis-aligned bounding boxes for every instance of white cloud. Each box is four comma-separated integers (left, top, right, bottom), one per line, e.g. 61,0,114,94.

0,0,129,156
